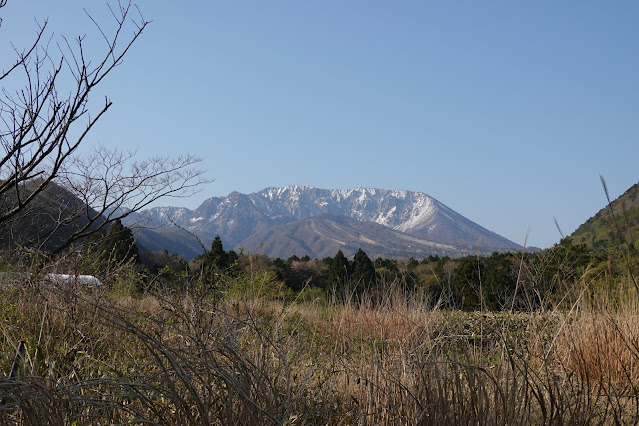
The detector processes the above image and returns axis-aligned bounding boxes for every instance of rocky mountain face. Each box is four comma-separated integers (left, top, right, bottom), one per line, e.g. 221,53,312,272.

126,186,522,260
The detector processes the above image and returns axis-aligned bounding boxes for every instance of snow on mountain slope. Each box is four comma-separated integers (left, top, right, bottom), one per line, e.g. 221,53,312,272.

126,186,522,258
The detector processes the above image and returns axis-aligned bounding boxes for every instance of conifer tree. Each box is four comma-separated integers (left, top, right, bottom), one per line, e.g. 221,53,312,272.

202,235,229,271
328,250,350,285
351,248,375,285
98,219,138,265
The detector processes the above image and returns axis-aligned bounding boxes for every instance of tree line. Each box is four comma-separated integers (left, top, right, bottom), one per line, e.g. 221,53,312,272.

139,233,611,312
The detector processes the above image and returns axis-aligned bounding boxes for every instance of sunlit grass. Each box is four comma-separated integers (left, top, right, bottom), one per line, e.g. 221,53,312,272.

2,264,639,425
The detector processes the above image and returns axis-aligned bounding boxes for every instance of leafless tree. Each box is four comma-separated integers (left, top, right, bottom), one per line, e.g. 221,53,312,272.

0,2,208,253
51,146,207,254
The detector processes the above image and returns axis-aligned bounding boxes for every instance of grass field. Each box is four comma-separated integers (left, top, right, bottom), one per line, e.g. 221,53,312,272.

2,268,639,425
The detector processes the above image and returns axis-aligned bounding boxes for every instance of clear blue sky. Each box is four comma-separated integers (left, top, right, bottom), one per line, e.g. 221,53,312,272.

2,1,638,249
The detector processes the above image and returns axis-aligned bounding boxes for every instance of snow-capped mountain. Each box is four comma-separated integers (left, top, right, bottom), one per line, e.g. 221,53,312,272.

126,186,522,259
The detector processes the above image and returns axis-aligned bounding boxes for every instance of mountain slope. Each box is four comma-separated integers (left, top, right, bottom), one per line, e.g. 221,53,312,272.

240,213,474,259
127,186,522,259
133,227,209,261
571,182,639,252
0,180,104,252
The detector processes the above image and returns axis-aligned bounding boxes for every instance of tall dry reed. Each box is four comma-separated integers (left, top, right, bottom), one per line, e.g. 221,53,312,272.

2,268,639,424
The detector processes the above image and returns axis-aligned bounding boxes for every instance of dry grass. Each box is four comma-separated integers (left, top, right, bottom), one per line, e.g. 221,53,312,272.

2,274,639,424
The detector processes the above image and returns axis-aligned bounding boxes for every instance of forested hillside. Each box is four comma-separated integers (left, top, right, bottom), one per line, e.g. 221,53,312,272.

571,181,639,253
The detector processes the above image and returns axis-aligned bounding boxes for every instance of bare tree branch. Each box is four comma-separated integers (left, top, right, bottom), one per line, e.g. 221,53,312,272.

0,2,214,255
48,145,210,254
0,0,7,26
0,2,149,230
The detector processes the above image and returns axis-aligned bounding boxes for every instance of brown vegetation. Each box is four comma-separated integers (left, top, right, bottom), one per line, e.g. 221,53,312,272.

2,267,639,424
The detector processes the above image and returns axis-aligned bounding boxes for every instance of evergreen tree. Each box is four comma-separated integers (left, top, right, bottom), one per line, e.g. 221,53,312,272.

97,219,138,265
202,235,229,271
227,249,239,267
406,257,419,272
328,250,350,285
453,253,518,311
374,257,399,282
453,256,481,311
351,248,375,285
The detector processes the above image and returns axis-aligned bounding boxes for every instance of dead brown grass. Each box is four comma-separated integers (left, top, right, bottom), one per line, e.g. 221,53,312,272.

2,276,639,424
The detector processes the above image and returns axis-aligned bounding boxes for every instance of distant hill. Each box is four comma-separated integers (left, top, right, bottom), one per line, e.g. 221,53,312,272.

0,180,103,252
571,182,639,252
133,226,210,261
125,186,523,260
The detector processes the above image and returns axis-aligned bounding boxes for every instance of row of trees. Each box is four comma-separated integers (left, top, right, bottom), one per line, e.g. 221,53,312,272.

177,234,603,311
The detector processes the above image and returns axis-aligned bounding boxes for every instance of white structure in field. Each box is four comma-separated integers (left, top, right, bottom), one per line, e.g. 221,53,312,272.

44,273,103,286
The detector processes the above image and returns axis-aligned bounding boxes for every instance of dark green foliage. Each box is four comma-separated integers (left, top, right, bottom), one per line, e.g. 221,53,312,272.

289,259,329,291
192,235,241,290
200,235,232,271
482,253,518,309
453,253,518,311
454,257,482,311
374,257,400,282
540,238,596,284
374,257,398,273
432,258,446,283
406,257,419,272
521,238,601,308
130,233,608,312
572,182,639,256
328,250,350,286
140,249,187,275
351,248,376,286
211,236,229,269
227,249,239,267
409,257,449,305
96,219,139,266
272,257,287,276
422,255,441,264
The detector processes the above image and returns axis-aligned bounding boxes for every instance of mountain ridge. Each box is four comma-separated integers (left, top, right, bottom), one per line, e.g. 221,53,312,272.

125,185,523,259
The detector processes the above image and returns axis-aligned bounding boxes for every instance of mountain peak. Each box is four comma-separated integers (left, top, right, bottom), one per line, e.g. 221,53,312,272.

127,185,522,260
259,185,316,198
